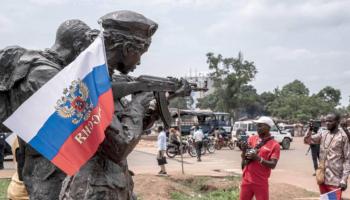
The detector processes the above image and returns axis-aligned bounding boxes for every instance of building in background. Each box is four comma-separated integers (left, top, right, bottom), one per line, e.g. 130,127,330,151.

184,70,214,109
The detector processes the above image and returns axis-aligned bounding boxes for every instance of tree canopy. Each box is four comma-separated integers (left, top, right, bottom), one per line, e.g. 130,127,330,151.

196,51,348,122
197,52,257,119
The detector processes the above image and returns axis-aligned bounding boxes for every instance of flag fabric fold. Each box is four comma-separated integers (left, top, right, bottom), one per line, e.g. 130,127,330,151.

4,36,114,175
320,188,342,200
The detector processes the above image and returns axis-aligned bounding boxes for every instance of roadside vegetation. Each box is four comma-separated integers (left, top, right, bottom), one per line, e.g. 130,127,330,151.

169,176,240,200
0,179,10,199
170,51,349,122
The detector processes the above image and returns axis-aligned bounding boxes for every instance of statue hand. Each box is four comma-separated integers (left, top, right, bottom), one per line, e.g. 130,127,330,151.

173,78,191,98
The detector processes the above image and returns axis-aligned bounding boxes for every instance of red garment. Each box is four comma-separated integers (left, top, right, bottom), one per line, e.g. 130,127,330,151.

319,184,342,198
242,135,280,185
240,135,280,200
240,179,268,200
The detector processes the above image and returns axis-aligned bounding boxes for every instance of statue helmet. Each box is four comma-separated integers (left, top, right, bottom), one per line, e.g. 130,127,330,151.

99,10,158,40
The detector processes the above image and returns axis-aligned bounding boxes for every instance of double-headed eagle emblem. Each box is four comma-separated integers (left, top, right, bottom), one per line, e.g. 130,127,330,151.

55,79,93,124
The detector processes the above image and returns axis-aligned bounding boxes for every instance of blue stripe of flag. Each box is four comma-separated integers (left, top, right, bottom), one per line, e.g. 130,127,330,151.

29,64,110,160
327,192,337,200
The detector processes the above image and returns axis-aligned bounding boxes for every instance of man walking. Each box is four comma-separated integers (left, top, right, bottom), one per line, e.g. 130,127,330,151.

157,126,167,175
240,116,280,200
304,113,350,198
305,120,321,176
193,126,204,162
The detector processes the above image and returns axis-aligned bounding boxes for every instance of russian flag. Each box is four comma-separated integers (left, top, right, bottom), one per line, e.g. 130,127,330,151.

320,188,342,200
4,35,114,175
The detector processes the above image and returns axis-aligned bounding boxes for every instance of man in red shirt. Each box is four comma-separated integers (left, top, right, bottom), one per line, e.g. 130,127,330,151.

239,116,281,200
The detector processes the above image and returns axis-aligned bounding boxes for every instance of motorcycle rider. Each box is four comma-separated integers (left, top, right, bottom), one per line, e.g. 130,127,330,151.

169,128,181,152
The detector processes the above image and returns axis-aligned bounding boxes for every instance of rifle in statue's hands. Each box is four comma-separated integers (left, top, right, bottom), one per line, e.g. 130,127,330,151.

111,74,208,127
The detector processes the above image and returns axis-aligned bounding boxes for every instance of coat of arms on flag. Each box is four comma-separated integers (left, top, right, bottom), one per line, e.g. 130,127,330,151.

55,79,94,124
4,35,114,175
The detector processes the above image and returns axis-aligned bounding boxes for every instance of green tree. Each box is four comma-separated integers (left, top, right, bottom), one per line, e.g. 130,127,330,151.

280,80,309,96
317,86,341,106
198,52,257,119
267,80,342,122
236,85,261,118
197,91,223,111
169,96,194,109
258,91,277,115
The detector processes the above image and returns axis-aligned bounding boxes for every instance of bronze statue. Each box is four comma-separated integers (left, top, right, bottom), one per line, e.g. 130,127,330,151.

59,10,160,200
0,20,97,199
60,10,196,200
1,10,198,200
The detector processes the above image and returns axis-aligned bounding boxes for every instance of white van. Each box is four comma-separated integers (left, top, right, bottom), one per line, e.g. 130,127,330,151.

232,120,293,150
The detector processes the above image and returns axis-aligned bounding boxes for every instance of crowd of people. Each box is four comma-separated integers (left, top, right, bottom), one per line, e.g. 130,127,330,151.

154,113,350,200
2,112,350,199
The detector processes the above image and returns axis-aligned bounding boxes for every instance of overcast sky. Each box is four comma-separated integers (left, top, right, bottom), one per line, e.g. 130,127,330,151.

0,0,349,105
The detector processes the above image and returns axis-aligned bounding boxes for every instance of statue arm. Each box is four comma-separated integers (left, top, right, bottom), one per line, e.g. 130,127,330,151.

99,92,154,164
26,65,60,92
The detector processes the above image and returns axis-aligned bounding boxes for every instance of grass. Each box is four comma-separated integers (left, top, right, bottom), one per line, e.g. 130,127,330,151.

0,178,11,199
170,176,239,200
171,189,239,200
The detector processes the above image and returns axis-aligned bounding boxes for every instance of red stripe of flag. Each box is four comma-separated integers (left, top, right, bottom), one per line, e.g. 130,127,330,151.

51,89,114,175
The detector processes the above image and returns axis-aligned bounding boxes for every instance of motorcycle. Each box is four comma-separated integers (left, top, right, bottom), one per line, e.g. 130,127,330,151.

214,134,235,150
203,134,215,153
166,137,197,158
187,135,207,156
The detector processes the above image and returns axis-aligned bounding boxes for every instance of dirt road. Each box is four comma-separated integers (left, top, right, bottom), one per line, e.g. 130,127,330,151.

1,137,349,199
130,137,350,199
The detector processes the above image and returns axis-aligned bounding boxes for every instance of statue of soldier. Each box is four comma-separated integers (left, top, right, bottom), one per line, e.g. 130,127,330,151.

59,10,160,200
0,20,97,199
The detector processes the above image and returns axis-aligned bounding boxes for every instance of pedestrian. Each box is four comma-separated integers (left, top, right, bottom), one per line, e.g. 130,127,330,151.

193,126,204,162
304,113,350,198
157,126,167,175
304,120,321,176
174,126,181,139
239,116,280,200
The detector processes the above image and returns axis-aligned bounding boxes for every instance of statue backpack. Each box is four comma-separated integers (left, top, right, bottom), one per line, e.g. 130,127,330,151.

0,46,27,132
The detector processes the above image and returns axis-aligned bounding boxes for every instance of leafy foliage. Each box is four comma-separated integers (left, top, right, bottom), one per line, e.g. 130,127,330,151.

197,51,348,122
197,52,257,119
0,178,10,199
268,82,342,122
169,96,194,109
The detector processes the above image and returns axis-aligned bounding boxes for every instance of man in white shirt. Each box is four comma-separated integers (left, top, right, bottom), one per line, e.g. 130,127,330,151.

157,126,167,175
193,126,204,162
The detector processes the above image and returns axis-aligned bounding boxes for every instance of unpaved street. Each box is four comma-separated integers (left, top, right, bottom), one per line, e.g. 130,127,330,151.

1,137,349,199
129,137,350,199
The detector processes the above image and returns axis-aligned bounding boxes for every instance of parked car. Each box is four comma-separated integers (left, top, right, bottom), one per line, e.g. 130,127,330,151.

279,124,295,137
231,120,293,150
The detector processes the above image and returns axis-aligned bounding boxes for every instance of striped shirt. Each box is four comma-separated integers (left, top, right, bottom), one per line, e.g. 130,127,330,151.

311,129,350,186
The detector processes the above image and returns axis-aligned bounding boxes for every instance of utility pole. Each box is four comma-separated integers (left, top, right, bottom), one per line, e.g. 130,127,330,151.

177,108,184,175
